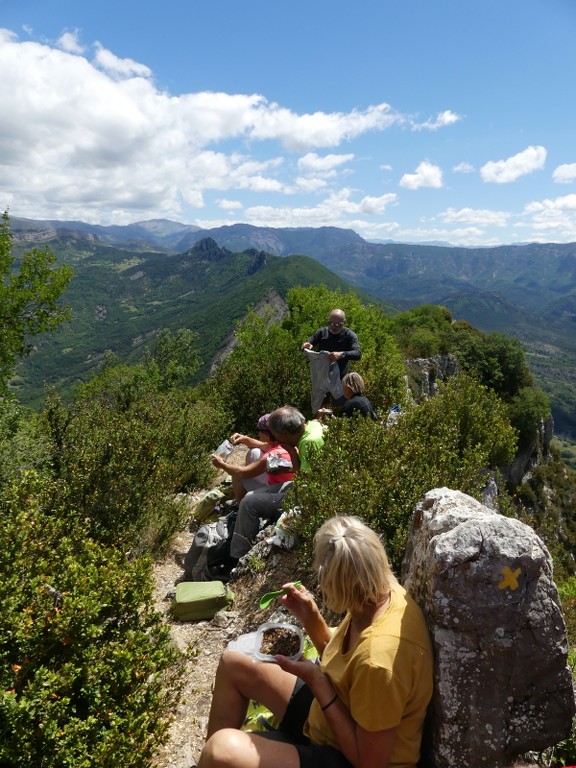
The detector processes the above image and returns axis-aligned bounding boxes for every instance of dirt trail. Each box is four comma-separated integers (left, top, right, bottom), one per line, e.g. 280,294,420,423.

150,461,307,768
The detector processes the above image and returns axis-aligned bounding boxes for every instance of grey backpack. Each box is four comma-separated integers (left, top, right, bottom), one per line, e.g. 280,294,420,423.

184,517,229,581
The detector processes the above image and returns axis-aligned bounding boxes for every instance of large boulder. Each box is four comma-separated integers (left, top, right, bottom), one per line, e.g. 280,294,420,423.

402,487,575,768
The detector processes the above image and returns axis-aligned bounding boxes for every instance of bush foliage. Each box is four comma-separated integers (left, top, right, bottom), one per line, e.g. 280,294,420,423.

0,472,183,767
290,373,517,567
210,286,408,434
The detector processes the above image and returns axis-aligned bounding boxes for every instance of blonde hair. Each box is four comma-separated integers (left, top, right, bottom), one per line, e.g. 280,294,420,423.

313,516,398,614
342,372,365,396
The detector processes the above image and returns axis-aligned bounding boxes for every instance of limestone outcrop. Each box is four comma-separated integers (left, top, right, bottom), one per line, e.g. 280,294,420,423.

405,354,460,400
402,487,575,768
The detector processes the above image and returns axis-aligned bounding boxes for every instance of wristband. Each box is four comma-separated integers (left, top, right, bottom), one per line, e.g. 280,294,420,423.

321,693,338,711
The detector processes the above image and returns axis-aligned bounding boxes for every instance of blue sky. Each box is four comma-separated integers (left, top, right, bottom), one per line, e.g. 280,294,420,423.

1,0,575,246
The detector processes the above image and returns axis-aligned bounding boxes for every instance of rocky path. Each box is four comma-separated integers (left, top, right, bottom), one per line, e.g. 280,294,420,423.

150,483,307,768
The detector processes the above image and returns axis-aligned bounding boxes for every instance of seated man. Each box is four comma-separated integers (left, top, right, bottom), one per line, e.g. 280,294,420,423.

268,405,326,473
229,406,325,564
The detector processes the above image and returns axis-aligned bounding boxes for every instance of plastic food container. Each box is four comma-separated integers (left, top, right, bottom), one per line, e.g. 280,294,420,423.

254,622,304,662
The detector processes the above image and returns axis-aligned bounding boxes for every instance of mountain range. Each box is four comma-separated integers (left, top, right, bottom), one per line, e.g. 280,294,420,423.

10,216,576,439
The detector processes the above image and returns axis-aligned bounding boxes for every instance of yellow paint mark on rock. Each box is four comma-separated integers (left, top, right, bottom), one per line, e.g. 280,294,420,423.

498,566,521,590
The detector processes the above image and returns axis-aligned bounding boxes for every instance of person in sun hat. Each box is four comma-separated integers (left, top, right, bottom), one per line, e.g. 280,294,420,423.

224,406,325,568
211,414,295,503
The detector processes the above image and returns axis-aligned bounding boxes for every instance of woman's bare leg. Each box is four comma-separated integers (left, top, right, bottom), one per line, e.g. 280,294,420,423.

199,729,301,768
206,651,297,737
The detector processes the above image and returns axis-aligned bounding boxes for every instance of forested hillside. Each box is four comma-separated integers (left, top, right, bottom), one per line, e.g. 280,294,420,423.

9,235,382,407
10,217,576,439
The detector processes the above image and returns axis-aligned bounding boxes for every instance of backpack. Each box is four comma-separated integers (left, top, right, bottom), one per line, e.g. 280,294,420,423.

184,507,238,582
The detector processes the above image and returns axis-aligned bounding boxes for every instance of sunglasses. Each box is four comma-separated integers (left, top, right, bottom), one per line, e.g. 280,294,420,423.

329,321,344,327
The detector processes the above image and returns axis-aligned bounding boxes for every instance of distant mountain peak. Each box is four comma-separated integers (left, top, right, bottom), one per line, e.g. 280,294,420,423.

186,237,230,261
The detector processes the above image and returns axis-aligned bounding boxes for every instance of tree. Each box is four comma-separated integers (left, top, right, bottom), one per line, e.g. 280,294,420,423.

452,326,533,400
210,308,310,430
143,327,200,390
508,386,551,447
0,212,73,393
388,304,455,357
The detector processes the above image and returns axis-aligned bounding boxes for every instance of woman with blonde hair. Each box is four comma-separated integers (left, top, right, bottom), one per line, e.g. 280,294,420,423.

198,515,433,768
340,372,377,420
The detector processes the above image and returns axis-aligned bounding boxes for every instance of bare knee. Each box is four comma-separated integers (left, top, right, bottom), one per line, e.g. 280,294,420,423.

217,650,251,680
217,650,256,686
199,729,248,768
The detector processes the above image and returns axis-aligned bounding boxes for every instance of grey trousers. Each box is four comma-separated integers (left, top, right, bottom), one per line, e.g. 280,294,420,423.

230,482,292,559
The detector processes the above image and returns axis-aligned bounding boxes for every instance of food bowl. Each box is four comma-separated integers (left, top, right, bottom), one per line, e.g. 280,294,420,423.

254,622,304,662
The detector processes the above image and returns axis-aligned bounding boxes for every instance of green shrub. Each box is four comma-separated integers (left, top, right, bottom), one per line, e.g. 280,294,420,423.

285,286,407,414
39,368,231,555
453,328,533,401
512,449,576,581
209,286,407,430
508,386,551,447
388,304,455,358
292,373,518,568
539,576,576,767
142,327,201,390
558,577,576,647
0,471,183,767
210,309,310,429
0,398,52,487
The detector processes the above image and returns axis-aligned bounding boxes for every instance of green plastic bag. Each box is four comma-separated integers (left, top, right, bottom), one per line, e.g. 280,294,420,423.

193,485,234,522
172,580,235,621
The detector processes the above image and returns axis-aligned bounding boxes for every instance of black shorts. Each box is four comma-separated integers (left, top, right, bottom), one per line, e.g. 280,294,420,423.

254,679,352,768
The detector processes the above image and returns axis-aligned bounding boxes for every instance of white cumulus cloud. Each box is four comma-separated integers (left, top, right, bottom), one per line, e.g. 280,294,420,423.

412,110,461,131
400,161,443,190
243,189,397,228
250,103,402,151
523,193,576,240
440,207,510,227
453,162,475,173
0,29,414,223
57,30,84,54
298,153,354,173
480,145,547,184
553,163,576,184
93,43,152,79
217,199,243,210
293,177,329,193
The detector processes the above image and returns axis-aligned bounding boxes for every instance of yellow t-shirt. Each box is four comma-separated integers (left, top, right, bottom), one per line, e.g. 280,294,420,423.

304,584,433,768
